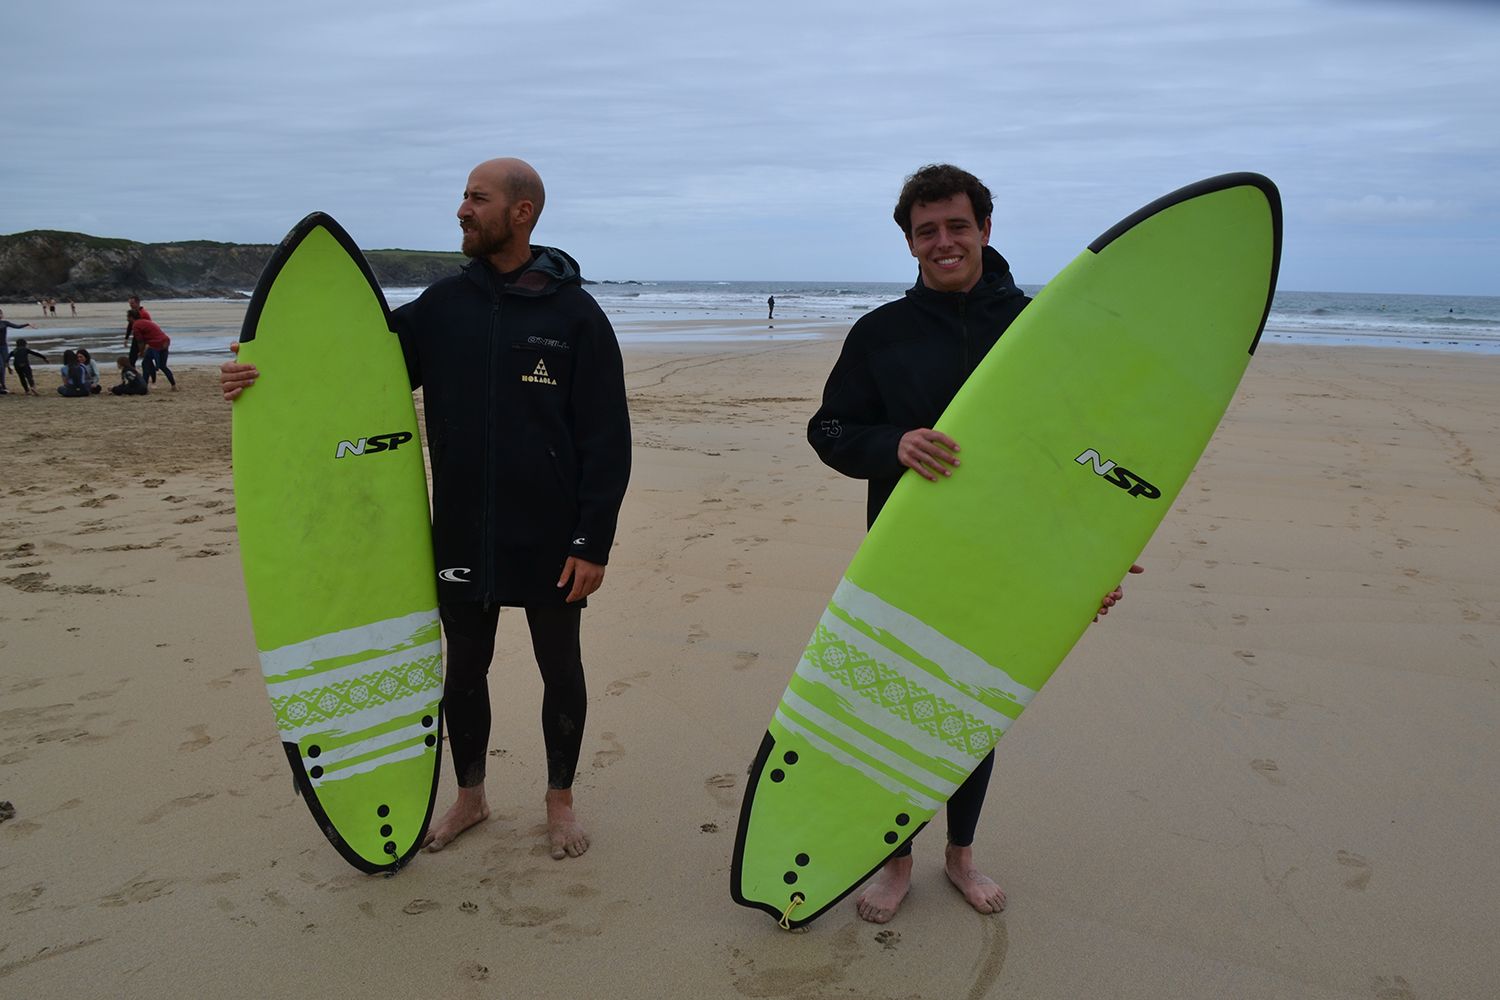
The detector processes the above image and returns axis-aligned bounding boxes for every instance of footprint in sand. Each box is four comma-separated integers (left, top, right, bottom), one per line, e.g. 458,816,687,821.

701,822,719,833
141,478,165,488
705,773,738,807
687,625,708,645
733,651,759,671
459,900,479,914
874,929,900,950
1250,759,1284,786
178,724,212,753
99,877,175,907
1337,849,1372,891
79,494,122,508
592,731,625,769
402,898,441,915
605,672,649,697
141,790,216,825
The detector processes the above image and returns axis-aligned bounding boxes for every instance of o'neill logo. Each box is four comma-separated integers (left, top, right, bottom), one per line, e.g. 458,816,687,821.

334,431,414,459
1075,449,1161,499
438,567,471,583
522,359,558,386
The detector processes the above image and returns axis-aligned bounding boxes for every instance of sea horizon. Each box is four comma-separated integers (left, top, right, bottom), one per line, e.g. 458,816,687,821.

8,284,1498,362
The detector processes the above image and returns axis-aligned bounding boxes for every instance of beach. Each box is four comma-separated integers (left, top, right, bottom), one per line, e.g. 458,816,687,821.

2,303,1498,998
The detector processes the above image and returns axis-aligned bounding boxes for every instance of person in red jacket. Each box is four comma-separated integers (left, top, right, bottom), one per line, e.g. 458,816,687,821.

128,309,176,390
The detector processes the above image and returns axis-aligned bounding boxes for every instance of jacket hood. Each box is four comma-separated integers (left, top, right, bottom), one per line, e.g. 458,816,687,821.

462,245,583,298
906,245,1022,303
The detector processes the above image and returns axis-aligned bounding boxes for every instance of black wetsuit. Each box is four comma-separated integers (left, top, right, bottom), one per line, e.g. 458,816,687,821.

393,248,631,790
807,245,1029,851
8,347,47,393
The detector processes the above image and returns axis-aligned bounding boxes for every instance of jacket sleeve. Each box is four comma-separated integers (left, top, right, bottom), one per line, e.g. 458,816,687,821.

807,328,906,481
390,300,423,392
567,300,632,565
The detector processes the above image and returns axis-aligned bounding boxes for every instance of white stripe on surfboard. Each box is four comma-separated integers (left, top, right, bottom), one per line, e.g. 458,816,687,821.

831,578,1037,710
278,689,441,742
308,741,432,788
258,609,440,680
301,721,431,769
773,708,943,813
813,608,1016,738
263,641,443,701
791,652,995,775
781,687,959,799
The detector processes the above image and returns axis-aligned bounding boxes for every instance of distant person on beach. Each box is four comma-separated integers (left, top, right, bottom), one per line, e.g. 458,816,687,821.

0,308,34,394
220,156,632,862
806,163,1142,925
77,348,102,394
69,300,77,317
129,309,176,390
124,296,151,366
767,295,775,320
8,338,48,395
110,356,148,396
57,349,91,397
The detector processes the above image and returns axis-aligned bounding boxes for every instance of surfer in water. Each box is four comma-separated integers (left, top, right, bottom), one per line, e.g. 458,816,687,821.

807,164,1142,924
221,157,631,863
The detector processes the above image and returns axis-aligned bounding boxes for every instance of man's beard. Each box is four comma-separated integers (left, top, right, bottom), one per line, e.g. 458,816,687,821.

461,217,514,259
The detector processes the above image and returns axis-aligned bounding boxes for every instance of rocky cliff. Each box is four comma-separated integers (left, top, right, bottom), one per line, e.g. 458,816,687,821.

0,230,469,301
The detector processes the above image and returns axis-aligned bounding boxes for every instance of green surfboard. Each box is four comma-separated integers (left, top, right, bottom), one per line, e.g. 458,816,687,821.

233,213,442,873
731,173,1283,928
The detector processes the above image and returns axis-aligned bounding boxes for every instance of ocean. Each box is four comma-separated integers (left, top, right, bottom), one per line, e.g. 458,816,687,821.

13,283,1500,364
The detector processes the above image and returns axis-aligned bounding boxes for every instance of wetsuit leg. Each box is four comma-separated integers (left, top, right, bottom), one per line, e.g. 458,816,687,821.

438,601,502,789
889,749,995,857
944,749,995,848
523,604,586,790
157,348,175,387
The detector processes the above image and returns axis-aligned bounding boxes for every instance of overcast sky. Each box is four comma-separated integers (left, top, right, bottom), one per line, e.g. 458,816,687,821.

5,0,1497,293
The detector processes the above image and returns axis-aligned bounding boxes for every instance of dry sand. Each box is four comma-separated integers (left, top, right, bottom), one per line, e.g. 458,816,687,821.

1,302,1497,998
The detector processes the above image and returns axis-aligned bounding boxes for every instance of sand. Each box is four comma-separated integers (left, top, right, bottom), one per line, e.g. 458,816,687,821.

1,303,1497,999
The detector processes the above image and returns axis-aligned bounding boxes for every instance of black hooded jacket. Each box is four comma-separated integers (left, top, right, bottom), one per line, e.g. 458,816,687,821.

393,246,631,607
807,245,1029,527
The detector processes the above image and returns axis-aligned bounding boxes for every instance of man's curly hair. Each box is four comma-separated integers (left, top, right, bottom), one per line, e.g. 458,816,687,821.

893,164,993,237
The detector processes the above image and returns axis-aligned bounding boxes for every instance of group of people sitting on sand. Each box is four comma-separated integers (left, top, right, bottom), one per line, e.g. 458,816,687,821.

0,296,174,398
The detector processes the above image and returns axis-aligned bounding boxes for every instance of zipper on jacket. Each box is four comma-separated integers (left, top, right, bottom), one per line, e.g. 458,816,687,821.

481,295,500,600
958,296,970,376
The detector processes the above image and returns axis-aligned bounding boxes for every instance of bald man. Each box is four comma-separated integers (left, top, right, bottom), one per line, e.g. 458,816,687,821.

222,158,632,861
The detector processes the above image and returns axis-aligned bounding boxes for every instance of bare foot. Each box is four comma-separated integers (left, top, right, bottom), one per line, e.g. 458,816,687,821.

546,788,588,859
944,844,1006,914
422,785,489,851
856,854,912,923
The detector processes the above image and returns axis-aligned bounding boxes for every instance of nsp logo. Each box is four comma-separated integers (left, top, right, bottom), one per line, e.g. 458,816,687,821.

334,431,414,459
1075,449,1161,500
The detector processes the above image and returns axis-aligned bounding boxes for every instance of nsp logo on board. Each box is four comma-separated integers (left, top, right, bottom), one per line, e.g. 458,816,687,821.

334,432,414,459
1075,449,1161,500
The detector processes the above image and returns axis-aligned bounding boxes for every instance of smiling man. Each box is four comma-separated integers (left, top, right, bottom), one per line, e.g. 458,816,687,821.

221,157,632,862
806,164,1139,924
807,163,1026,924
